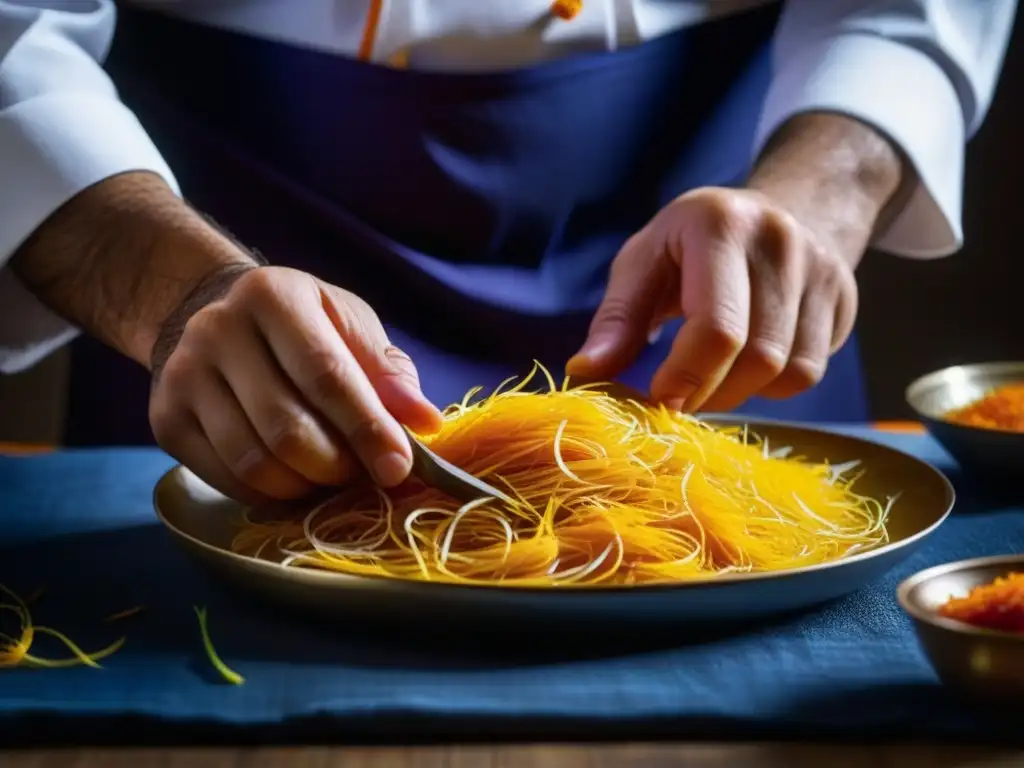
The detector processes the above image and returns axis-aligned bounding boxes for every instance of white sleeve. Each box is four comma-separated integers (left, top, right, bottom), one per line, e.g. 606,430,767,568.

0,0,178,374
754,0,1017,259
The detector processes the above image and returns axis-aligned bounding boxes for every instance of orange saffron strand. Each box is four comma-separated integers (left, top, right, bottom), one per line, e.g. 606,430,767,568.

945,383,1024,432
938,572,1024,633
105,606,144,623
231,365,894,587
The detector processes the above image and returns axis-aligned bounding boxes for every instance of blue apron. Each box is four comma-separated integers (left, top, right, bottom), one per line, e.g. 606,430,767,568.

65,2,868,446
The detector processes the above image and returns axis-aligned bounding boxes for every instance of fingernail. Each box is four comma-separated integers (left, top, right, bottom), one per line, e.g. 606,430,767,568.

663,398,686,412
373,451,411,487
567,336,615,373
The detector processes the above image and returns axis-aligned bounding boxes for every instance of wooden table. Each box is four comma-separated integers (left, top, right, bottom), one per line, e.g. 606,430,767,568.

5,744,1024,767
5,427,1021,766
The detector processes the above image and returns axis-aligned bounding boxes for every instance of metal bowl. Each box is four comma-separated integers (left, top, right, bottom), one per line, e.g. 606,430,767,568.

898,555,1024,699
154,418,953,629
906,361,1024,481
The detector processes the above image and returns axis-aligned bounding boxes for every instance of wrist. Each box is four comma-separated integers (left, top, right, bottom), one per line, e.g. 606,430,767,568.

149,262,259,381
12,171,258,368
130,217,260,369
747,112,906,267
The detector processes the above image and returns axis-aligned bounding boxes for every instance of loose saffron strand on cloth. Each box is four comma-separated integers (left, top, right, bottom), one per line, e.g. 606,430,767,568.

105,606,144,623
0,585,125,669
194,606,245,685
945,383,1024,432
938,572,1024,633
232,365,895,587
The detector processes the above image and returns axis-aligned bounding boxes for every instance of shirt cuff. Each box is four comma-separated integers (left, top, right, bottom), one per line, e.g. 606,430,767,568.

0,91,179,373
754,33,966,259
0,267,79,374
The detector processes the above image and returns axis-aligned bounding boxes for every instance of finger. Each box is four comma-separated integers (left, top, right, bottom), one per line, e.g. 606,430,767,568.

319,282,443,435
218,320,358,487
248,273,414,488
701,220,803,412
375,345,444,435
650,234,750,411
193,375,316,500
566,230,674,380
830,266,858,354
155,412,277,507
759,287,836,400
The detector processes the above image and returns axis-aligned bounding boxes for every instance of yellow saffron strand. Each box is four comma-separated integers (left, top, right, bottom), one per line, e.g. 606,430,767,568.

231,365,894,587
0,585,126,669
194,606,245,685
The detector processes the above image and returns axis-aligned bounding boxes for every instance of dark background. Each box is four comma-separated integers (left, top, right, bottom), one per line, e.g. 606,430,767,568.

0,10,1021,443
854,8,1024,419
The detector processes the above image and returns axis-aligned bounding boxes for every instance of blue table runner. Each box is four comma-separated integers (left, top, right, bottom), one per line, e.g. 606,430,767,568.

2,429,1022,743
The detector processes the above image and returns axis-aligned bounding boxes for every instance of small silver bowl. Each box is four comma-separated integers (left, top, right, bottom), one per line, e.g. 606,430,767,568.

906,361,1024,481
898,555,1024,699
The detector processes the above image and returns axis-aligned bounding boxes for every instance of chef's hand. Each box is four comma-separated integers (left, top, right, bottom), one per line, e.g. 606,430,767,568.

567,187,857,412
149,266,443,505
567,114,905,412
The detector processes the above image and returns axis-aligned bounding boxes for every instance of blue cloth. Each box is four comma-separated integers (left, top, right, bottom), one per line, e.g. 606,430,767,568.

66,3,867,447
2,429,1023,742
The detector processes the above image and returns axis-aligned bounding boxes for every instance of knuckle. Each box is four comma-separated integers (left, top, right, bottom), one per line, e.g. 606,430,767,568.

754,210,800,266
381,345,420,384
231,266,280,304
303,348,350,402
347,415,386,453
592,296,639,331
328,289,381,339
823,260,857,300
261,409,311,462
229,446,277,487
155,345,204,397
743,337,789,377
609,233,646,272
694,315,748,358
785,356,827,390
695,194,741,237
383,344,415,371
149,400,184,451
179,304,239,356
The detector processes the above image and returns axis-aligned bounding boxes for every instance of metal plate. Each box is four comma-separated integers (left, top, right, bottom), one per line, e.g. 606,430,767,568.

154,419,954,627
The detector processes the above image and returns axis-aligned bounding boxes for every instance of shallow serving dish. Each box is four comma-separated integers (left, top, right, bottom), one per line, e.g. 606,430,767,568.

153,418,954,628
898,555,1024,699
906,361,1024,481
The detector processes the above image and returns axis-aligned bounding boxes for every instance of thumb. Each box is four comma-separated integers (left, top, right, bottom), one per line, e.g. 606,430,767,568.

566,231,667,380
368,344,444,435
319,282,444,435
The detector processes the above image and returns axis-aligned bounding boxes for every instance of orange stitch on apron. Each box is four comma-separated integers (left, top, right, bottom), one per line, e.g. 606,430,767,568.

358,0,386,61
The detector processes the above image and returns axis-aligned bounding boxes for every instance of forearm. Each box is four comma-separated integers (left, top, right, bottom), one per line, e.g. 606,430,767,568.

10,171,258,369
747,112,907,269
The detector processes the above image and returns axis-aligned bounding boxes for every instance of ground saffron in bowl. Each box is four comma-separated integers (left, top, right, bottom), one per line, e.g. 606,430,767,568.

938,572,1024,633
946,384,1024,432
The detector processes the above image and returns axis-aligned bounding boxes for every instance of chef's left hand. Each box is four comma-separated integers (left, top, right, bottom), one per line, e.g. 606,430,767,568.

566,186,859,413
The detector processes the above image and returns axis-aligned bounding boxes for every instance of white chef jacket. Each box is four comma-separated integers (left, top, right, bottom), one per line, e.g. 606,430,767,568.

0,0,1017,373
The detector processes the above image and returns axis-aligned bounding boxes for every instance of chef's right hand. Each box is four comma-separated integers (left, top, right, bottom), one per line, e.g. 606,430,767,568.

148,266,443,505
